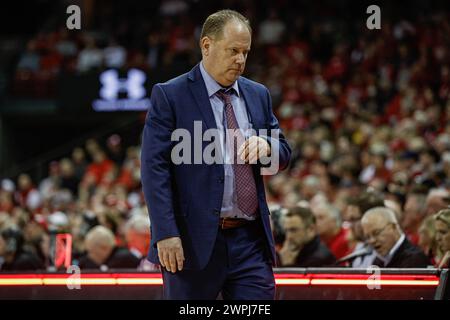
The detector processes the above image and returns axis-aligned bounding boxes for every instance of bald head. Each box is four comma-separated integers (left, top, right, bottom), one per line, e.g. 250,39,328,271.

85,226,115,247
125,215,151,256
362,207,398,226
84,226,116,265
312,203,341,238
426,189,450,216
200,10,252,87
361,207,402,257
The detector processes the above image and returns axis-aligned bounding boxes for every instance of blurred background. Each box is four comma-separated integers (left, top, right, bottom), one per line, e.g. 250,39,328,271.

0,0,450,273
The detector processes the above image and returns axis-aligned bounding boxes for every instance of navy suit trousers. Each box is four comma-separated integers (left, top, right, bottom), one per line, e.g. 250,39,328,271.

161,219,275,300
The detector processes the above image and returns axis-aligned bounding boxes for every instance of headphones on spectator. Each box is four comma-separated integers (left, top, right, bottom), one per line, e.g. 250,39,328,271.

1,228,24,254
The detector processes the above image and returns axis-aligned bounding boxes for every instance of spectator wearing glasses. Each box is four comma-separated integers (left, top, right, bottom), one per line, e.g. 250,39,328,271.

361,207,430,268
339,191,384,267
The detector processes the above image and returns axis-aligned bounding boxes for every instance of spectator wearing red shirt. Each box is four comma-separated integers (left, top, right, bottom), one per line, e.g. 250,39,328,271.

0,179,15,214
402,191,427,245
312,202,355,260
82,150,114,186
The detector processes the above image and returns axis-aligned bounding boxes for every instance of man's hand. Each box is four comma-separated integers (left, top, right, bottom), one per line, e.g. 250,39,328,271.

278,240,299,266
157,237,185,273
238,136,271,164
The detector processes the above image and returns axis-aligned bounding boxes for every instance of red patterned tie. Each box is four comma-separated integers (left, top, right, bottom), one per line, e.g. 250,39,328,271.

216,89,258,216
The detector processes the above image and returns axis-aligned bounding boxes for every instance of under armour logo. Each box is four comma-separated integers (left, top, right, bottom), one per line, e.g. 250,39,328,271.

99,69,146,100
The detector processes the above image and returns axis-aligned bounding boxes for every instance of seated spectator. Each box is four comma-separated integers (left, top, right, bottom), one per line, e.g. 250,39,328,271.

77,225,139,270
38,161,61,200
55,29,78,58
401,191,427,245
15,174,42,212
341,191,384,267
16,40,40,72
258,10,286,45
312,203,354,259
106,134,126,166
76,36,103,73
82,150,114,186
0,179,15,214
125,214,159,271
425,189,450,216
103,39,127,69
361,207,430,268
278,206,336,267
0,228,44,271
434,209,450,268
418,215,440,266
71,147,87,181
60,158,80,196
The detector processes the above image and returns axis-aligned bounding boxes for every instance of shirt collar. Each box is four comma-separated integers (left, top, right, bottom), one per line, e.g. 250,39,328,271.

376,233,405,264
199,61,240,98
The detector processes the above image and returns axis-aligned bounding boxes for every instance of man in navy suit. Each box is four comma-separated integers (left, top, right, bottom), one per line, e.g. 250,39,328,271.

141,9,291,299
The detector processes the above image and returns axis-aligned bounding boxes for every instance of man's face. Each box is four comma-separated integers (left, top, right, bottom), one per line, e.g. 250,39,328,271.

201,21,251,87
126,230,150,256
362,215,400,257
418,224,432,250
86,242,113,265
313,208,336,236
402,196,421,229
346,205,364,241
435,220,450,253
283,216,311,249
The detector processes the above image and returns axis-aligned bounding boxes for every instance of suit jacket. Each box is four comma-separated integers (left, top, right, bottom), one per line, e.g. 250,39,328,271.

278,236,337,268
384,238,430,268
141,63,291,270
78,247,140,270
0,250,44,271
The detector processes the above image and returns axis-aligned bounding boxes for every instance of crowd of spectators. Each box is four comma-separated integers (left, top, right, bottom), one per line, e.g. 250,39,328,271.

0,135,157,271
2,0,450,270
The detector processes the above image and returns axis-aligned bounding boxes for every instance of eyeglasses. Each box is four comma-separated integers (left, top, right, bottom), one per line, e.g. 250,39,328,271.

365,223,393,241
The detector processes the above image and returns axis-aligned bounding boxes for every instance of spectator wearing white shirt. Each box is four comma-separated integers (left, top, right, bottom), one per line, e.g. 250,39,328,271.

77,36,103,73
258,10,286,45
361,207,430,268
103,39,127,69
124,214,159,271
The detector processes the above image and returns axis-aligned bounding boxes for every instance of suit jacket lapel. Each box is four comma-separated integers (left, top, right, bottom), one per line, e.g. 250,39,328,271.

187,64,217,130
238,79,265,130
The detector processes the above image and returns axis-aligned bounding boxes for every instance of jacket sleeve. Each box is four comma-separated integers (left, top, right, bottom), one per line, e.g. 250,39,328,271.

259,87,291,172
141,84,180,248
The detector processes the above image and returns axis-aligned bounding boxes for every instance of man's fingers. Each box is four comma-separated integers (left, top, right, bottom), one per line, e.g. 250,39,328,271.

257,139,269,157
176,249,185,271
237,139,248,157
162,250,170,272
246,142,259,163
240,137,271,163
158,250,165,268
157,237,184,273
168,250,178,273
248,149,258,164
